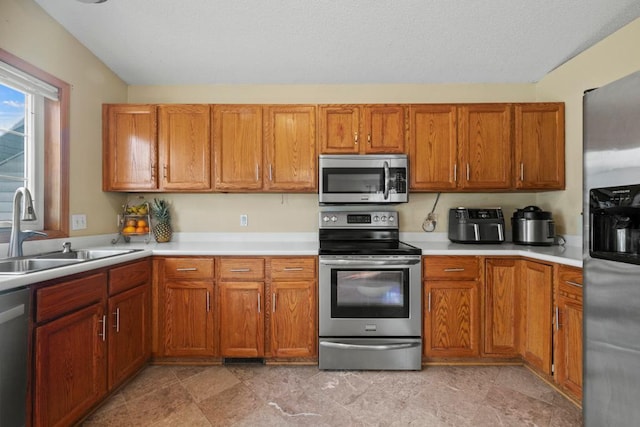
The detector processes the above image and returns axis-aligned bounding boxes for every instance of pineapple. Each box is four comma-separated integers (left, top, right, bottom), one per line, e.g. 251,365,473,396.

151,198,172,243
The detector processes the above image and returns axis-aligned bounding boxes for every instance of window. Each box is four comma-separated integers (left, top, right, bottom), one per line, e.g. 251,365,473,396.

0,49,70,240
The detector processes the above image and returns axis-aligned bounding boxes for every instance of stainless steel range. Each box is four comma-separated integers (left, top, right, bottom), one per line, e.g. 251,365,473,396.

318,210,422,370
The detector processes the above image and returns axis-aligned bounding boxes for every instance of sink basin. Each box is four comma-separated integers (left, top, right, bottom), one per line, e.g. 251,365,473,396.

35,248,140,261
0,258,84,275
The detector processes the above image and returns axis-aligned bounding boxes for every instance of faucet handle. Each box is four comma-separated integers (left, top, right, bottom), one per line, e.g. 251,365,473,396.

62,241,72,253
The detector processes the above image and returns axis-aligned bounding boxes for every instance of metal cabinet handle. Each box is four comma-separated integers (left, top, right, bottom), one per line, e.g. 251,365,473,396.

230,268,251,272
283,267,304,271
256,164,260,181
257,292,261,313
520,163,524,181
272,293,276,312
99,315,107,341
151,164,156,179
566,280,583,288
113,307,120,332
555,306,561,331
466,164,470,181
163,164,168,179
206,291,211,312
354,132,359,145
444,268,465,272
454,164,457,182
428,291,431,313
176,267,198,271
367,134,371,145
269,164,273,181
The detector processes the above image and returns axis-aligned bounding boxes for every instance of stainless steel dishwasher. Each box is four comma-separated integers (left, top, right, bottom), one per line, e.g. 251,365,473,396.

0,286,30,427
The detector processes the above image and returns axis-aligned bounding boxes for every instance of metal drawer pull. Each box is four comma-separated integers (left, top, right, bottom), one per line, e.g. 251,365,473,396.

283,267,304,271
453,164,457,182
428,292,431,313
99,315,106,341
272,293,276,312
320,341,420,351
176,267,198,272
206,291,211,312
230,268,251,272
444,268,465,272
113,308,120,332
566,280,583,288
520,163,525,181
257,292,261,313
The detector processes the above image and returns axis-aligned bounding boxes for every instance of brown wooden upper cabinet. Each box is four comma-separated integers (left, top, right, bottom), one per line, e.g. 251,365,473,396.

264,105,317,191
319,104,406,154
103,104,212,191
514,103,565,190
212,105,264,191
410,103,564,191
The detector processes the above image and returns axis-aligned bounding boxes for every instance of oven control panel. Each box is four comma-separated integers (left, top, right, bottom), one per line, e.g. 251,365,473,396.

319,210,398,229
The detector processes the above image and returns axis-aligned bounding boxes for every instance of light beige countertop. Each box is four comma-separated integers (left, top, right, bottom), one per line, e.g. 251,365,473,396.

0,232,582,293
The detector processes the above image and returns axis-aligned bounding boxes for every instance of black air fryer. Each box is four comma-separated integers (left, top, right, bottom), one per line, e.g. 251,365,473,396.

511,206,556,246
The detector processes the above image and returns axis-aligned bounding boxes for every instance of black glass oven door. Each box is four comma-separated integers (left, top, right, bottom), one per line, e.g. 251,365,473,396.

330,268,409,318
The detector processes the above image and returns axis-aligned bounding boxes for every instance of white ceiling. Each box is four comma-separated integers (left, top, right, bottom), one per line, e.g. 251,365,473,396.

34,0,640,86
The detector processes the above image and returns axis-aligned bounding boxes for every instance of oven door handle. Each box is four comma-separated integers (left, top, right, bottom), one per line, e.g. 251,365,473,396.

320,341,421,351
320,259,421,266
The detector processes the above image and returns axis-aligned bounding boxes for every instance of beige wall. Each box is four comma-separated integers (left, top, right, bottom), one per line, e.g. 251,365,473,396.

6,0,640,237
1,0,128,236
536,17,640,236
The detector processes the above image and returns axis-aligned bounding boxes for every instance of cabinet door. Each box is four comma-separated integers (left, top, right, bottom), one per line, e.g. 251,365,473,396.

318,105,360,154
362,105,406,153
213,105,263,190
34,303,107,427
484,258,520,356
424,281,480,357
158,104,211,190
520,260,553,374
458,104,512,189
163,280,215,356
103,104,157,191
555,268,583,400
514,103,565,190
270,281,316,358
409,105,458,190
108,284,151,390
219,281,264,357
264,105,317,191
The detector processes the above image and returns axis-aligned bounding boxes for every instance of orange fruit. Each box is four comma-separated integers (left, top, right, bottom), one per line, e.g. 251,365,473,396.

126,219,137,227
137,219,147,227
135,226,145,233
123,226,136,234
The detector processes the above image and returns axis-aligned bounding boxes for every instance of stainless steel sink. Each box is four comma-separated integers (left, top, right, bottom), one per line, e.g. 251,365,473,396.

0,258,84,275
35,248,139,261
0,248,142,275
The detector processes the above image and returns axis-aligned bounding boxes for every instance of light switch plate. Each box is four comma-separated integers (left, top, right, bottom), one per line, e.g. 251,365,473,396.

240,214,248,227
72,214,87,230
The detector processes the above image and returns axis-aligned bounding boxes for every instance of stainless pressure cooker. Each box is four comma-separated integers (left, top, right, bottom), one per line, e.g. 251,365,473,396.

511,206,556,246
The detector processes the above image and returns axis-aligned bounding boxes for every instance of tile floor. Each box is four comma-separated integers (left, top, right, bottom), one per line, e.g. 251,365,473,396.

83,364,582,426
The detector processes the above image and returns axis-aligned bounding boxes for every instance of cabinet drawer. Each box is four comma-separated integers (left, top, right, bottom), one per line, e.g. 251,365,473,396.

558,265,583,288
109,259,151,295
36,272,107,323
270,257,316,280
164,258,214,280
423,256,479,280
219,258,265,280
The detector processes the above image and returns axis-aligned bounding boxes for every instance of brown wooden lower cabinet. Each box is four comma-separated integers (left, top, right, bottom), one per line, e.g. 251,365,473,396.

32,260,152,427
484,258,520,357
270,280,316,358
219,281,265,357
555,265,583,400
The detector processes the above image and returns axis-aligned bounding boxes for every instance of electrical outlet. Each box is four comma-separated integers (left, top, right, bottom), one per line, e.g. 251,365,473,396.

71,214,87,230
240,214,248,227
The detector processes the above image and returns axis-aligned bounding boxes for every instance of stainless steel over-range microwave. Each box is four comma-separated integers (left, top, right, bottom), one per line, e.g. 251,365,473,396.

318,154,408,204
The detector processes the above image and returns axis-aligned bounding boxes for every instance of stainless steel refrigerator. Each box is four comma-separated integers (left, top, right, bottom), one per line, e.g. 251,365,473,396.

583,70,640,426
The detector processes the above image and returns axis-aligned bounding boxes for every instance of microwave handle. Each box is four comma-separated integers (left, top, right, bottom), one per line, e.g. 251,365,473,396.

383,161,390,200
